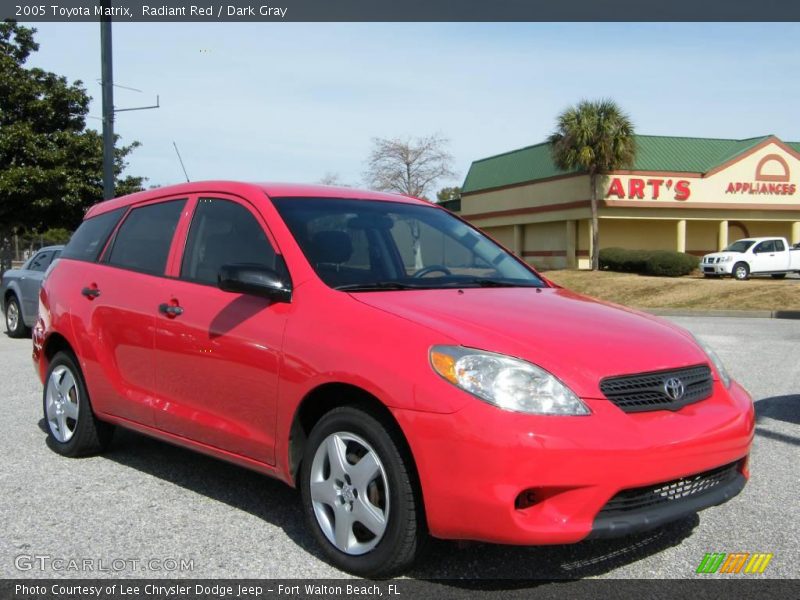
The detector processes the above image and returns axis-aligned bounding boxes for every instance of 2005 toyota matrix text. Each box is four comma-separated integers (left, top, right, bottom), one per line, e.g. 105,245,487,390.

33,181,754,577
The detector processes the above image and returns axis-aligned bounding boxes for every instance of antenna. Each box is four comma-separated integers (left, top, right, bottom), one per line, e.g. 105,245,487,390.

173,141,190,182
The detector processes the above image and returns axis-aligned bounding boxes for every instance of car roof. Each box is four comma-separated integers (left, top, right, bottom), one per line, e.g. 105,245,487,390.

85,181,431,219
34,245,65,252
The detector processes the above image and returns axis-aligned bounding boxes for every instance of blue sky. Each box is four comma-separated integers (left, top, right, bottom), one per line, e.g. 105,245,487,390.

26,23,800,191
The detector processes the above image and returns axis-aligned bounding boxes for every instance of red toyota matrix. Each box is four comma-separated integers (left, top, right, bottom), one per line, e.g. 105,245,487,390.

34,182,754,577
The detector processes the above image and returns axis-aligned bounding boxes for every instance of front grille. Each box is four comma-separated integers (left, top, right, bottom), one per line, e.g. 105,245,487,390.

598,461,741,516
599,364,712,413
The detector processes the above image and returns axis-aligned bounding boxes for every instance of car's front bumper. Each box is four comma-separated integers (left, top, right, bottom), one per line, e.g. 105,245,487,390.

702,262,735,275
393,380,754,545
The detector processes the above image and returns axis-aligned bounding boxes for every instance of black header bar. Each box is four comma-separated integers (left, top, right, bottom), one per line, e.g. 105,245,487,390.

3,0,800,23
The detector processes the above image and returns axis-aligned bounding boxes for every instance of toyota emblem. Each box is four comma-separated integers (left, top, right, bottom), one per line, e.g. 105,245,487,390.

663,377,686,401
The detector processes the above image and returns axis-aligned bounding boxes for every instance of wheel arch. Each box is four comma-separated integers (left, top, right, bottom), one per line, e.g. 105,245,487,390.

733,260,750,279
40,331,77,378
3,282,21,312
287,383,421,493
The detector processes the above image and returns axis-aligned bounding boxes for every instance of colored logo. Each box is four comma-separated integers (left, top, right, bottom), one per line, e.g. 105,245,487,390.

725,152,796,195
755,154,791,183
663,377,685,401
696,553,773,574
606,177,691,201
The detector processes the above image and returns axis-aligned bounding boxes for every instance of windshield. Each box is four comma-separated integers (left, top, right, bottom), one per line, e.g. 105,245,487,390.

271,197,545,291
724,240,755,253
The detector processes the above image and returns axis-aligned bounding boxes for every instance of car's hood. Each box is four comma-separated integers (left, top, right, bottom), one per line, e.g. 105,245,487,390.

703,251,741,260
351,287,709,399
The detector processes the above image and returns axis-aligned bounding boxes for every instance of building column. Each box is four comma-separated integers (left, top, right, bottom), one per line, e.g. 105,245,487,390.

792,221,800,245
718,220,728,251
676,219,687,253
565,220,577,268
513,224,525,257
584,218,593,269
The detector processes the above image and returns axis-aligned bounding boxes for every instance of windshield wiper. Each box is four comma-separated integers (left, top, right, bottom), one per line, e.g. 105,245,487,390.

459,278,540,288
335,281,423,292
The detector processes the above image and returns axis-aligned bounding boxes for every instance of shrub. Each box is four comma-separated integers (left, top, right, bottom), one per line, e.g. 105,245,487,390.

599,247,698,277
644,250,699,277
598,247,627,272
599,247,649,273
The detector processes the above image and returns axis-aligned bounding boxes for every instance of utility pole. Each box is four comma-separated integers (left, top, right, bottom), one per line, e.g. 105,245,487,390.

100,0,114,200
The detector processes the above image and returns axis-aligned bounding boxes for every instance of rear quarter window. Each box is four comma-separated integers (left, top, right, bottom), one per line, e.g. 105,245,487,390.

61,207,127,262
106,200,186,276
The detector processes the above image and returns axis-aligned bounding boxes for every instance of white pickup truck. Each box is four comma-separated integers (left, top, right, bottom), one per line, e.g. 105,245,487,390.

702,237,800,280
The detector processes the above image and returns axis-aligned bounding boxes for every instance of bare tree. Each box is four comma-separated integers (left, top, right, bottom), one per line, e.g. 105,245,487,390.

317,172,348,187
364,134,456,199
364,134,457,269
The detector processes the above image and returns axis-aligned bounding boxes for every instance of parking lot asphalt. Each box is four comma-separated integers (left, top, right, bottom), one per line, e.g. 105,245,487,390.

1,316,798,580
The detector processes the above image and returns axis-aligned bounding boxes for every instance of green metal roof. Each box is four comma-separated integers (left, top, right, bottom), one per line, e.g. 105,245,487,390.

462,134,798,194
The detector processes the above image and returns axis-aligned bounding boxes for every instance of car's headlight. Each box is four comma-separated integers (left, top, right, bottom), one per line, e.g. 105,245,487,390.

722,256,733,263
692,335,731,388
430,345,590,415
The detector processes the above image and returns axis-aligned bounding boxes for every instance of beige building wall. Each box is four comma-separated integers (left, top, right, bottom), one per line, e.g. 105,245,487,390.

598,219,676,251
461,174,590,216
738,221,793,240
686,221,720,254
481,225,515,250
522,222,568,269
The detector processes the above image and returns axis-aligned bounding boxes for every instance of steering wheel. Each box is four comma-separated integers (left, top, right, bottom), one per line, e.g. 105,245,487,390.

412,265,452,278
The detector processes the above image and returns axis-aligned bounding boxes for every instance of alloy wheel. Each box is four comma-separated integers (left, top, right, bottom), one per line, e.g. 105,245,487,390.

45,365,80,443
309,432,390,555
6,301,18,332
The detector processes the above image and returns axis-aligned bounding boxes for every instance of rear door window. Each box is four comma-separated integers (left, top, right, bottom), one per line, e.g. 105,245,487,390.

61,207,126,262
27,251,53,272
755,240,775,253
106,200,186,276
774,239,786,251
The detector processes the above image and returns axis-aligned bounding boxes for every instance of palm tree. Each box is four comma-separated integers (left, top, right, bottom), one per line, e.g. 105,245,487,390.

549,100,636,270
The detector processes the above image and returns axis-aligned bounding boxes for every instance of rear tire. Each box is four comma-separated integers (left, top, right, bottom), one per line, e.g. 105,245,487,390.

771,273,787,279
43,351,114,457
5,295,29,338
733,262,750,281
299,406,425,578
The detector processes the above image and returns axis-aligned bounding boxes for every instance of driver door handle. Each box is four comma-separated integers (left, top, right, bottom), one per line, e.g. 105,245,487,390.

158,302,183,318
81,286,101,299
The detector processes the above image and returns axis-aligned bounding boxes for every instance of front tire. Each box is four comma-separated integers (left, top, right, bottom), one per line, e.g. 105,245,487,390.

5,295,29,338
300,406,425,577
43,351,114,457
733,262,750,281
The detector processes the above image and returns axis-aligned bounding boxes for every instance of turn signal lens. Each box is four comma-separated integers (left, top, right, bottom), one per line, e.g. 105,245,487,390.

430,350,457,384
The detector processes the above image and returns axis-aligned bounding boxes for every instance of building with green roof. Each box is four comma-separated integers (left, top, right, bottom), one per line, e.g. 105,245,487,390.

458,134,800,269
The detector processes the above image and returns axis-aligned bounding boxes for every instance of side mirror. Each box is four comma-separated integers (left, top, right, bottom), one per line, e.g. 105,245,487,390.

218,263,292,303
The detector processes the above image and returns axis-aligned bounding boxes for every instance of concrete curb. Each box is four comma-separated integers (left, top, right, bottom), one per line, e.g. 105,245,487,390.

647,308,800,319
